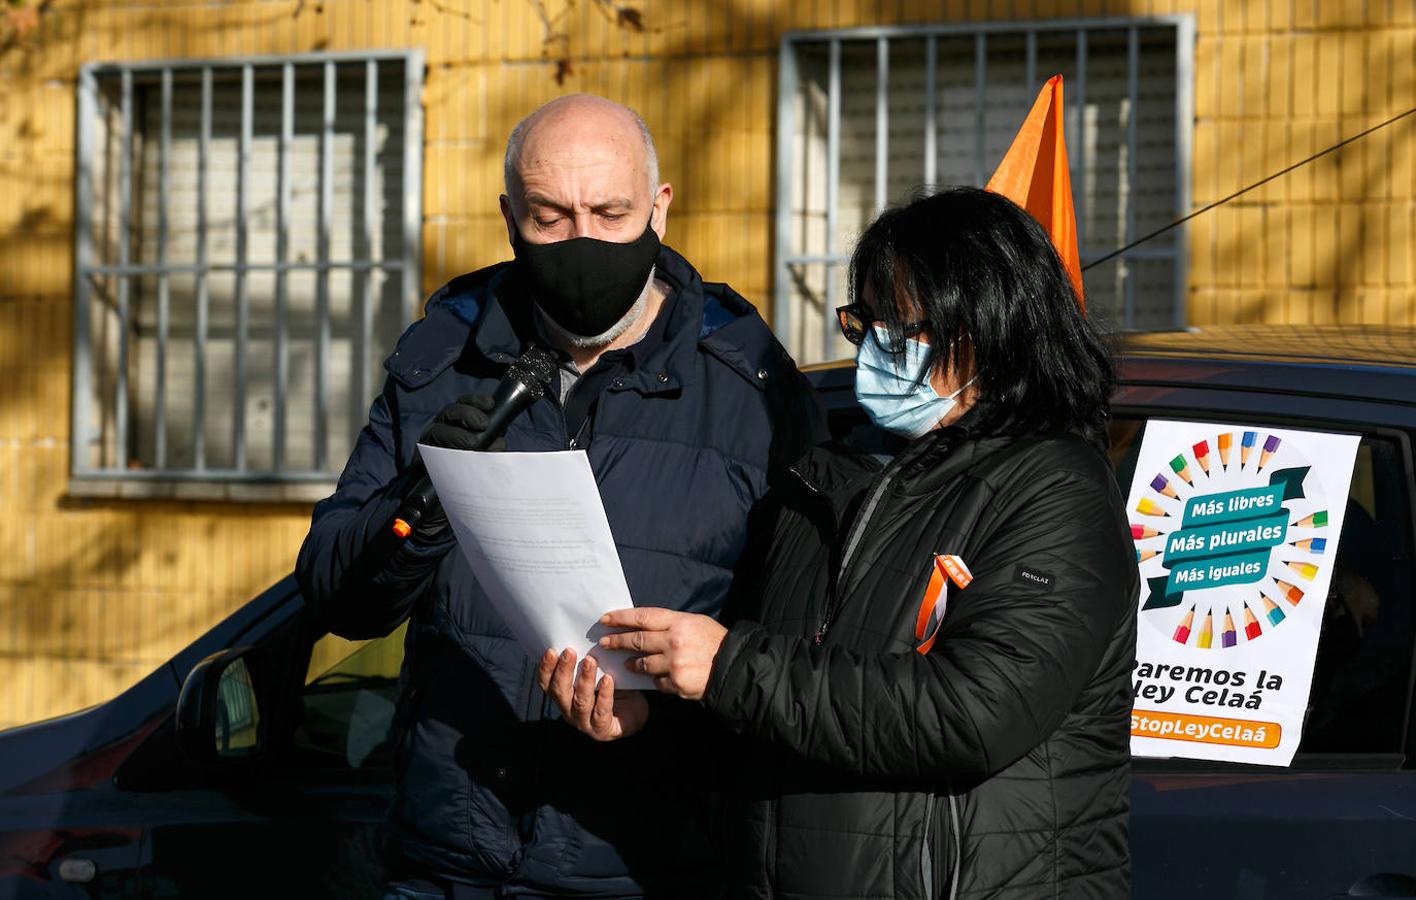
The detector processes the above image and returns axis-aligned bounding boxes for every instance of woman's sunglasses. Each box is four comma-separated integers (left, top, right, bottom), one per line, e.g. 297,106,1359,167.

835,303,928,351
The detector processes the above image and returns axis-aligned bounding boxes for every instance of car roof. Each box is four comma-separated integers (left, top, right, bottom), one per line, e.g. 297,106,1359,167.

1116,325,1416,370
1116,325,1416,407
801,324,1416,408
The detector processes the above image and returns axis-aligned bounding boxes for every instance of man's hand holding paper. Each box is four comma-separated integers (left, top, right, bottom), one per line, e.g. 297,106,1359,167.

416,444,656,691
535,648,650,740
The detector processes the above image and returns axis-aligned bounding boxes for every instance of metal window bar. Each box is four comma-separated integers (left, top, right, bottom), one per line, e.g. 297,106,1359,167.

274,62,292,472
356,59,378,428
1124,26,1140,330
234,63,251,471
923,35,937,189
116,68,132,470
773,17,1193,362
402,52,424,329
1025,31,1037,93
874,37,888,216
973,33,987,187
194,66,210,470
1173,16,1195,329
315,60,335,473
70,51,425,484
155,67,171,469
71,67,96,476
823,38,841,362
1074,29,1088,248
771,37,798,341
85,261,405,275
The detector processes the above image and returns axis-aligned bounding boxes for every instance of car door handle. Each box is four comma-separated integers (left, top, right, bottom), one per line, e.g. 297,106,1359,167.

1334,872,1416,898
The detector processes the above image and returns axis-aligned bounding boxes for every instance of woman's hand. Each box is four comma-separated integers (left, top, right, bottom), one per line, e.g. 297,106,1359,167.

598,608,728,701
537,648,649,741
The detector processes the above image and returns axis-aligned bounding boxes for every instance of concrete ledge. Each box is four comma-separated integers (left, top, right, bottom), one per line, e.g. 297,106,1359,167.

66,478,337,505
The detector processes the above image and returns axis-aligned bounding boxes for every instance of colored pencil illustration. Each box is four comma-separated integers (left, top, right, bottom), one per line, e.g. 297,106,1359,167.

1196,609,1214,649
1286,561,1319,581
1192,440,1212,476
1257,435,1281,472
1221,609,1237,648
1294,510,1328,528
1240,431,1257,468
1261,594,1286,627
1173,605,1195,644
1169,453,1194,486
1150,473,1179,499
1242,603,1262,640
1291,537,1326,553
1131,524,1162,540
1217,432,1233,469
1137,549,1159,563
1136,498,1169,517
1172,608,1195,642
1273,578,1304,605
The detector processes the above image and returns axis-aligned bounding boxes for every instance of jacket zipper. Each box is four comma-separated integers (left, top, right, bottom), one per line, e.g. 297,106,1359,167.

392,680,421,772
948,793,962,900
513,371,584,847
524,373,575,734
920,793,936,897
566,414,591,450
787,466,839,645
813,468,896,644
561,373,594,451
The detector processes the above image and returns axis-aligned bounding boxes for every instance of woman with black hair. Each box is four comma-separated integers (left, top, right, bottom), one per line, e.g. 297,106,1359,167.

543,187,1139,899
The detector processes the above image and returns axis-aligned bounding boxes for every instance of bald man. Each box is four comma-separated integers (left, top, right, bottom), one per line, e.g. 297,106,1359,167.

296,95,823,898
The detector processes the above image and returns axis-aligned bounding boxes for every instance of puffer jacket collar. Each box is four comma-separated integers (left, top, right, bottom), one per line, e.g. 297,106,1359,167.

386,244,782,399
788,422,1022,516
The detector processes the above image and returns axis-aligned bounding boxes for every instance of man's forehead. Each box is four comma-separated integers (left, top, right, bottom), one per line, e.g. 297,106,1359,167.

513,141,648,203
518,135,632,170
523,189,636,210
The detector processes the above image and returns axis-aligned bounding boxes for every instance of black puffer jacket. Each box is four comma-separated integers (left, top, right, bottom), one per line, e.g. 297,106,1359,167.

702,423,1139,899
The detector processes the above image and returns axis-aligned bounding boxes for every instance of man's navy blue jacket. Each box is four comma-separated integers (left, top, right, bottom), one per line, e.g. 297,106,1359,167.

295,246,823,896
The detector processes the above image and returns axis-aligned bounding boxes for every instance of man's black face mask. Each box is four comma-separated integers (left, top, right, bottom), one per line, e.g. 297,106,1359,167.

512,218,660,338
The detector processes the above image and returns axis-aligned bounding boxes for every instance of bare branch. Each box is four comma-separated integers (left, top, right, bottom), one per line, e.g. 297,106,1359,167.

588,0,646,33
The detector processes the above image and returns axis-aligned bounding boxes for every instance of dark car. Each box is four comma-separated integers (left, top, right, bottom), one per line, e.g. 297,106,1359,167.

1,325,1413,899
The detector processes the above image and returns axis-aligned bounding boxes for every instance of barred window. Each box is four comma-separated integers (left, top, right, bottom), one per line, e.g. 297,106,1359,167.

72,51,424,496
773,18,1193,365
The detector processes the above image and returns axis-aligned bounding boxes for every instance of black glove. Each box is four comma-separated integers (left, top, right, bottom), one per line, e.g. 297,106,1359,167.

419,394,508,452
411,394,506,539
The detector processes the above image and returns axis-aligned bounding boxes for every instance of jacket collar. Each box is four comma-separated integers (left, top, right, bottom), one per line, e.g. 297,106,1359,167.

389,246,783,395
471,265,534,366
470,245,766,397
788,423,1019,509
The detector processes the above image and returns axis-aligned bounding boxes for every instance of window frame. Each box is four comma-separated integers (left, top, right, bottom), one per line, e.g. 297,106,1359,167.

70,49,425,496
772,15,1196,361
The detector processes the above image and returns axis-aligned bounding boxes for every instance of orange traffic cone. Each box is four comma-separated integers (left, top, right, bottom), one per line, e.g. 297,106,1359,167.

986,75,1085,310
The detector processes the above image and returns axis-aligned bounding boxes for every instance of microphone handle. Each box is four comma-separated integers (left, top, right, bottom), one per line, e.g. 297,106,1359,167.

390,378,542,539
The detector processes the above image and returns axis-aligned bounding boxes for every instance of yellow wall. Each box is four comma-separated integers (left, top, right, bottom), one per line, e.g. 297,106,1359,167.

0,0,1413,729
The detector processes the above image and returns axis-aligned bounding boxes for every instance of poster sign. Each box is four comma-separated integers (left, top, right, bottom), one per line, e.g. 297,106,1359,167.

1125,420,1360,766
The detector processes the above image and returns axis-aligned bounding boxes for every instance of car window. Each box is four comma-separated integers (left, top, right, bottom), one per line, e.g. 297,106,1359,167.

1111,418,1416,759
286,622,408,770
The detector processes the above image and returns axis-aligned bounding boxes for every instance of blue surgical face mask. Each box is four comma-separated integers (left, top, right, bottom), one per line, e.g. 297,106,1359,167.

854,329,977,438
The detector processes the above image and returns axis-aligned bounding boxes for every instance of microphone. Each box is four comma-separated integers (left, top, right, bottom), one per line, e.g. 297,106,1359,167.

390,344,557,539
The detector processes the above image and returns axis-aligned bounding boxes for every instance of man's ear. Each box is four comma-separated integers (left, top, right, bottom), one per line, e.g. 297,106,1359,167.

650,182,673,241
499,194,518,247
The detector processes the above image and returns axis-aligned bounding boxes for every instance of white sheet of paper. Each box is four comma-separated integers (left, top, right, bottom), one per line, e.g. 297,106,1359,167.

417,444,653,690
